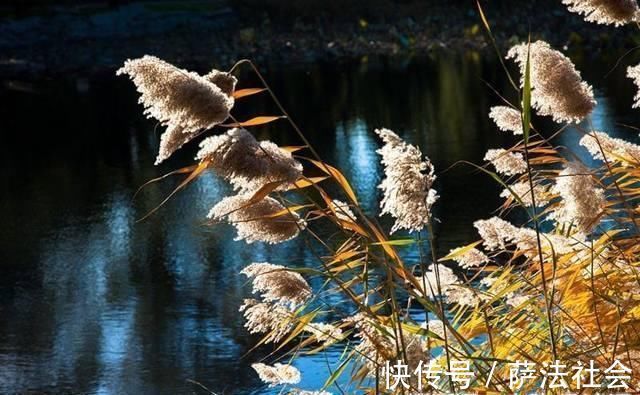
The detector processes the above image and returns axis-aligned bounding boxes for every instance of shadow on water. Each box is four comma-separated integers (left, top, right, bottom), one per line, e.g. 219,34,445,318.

0,51,637,394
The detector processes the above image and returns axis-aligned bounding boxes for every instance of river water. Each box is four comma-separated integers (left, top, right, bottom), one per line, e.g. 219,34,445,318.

0,51,638,394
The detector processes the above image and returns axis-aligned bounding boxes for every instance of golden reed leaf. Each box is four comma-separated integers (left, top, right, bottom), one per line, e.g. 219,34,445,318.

232,87,266,99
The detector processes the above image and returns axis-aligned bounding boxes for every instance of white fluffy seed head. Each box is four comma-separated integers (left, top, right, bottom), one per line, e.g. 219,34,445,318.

240,299,294,344
448,247,490,269
241,262,312,308
116,56,235,164
420,319,446,338
579,131,640,164
208,194,304,244
550,163,605,233
484,149,528,176
562,0,640,26
489,106,524,135
251,362,301,387
329,199,357,223
196,128,303,192
375,128,438,233
627,64,640,109
507,41,596,124
474,216,581,259
419,264,460,298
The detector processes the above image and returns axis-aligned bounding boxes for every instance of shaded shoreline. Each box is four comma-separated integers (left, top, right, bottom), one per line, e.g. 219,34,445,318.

1,1,639,79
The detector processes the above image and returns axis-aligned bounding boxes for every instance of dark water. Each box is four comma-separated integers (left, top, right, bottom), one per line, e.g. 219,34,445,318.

0,52,638,394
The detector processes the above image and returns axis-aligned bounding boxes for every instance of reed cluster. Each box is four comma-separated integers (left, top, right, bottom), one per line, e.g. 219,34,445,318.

120,2,640,393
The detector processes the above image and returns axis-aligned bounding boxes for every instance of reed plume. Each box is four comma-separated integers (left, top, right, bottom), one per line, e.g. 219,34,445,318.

628,64,640,109
240,299,294,343
579,130,640,164
375,128,438,233
549,163,605,233
489,106,523,135
208,194,304,244
562,0,640,26
507,41,596,123
117,56,235,164
196,128,302,192
484,149,528,176
448,246,490,269
241,262,311,308
251,363,301,386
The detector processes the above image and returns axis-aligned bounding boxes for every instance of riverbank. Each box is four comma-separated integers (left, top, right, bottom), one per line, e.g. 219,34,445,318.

1,0,639,79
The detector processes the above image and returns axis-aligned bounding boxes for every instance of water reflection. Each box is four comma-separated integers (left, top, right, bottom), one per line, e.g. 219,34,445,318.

0,52,636,394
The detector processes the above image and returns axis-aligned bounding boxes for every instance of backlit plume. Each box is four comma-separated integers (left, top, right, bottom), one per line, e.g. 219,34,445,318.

550,163,605,233
421,319,446,339
474,217,517,251
329,199,357,222
196,128,303,192
251,363,301,386
448,247,490,269
208,194,304,244
474,217,579,258
240,299,293,343
489,106,523,135
628,64,640,109
579,131,640,164
241,262,311,308
375,128,438,233
420,264,460,298
116,55,236,164
507,41,596,123
484,149,528,176
562,0,640,26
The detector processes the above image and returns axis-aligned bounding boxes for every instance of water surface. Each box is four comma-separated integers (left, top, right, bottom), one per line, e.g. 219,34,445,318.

0,52,638,394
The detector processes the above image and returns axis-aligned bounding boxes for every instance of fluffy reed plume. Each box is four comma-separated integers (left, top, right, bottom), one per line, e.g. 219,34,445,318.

448,246,490,269
474,216,578,256
484,149,528,176
507,41,596,123
500,181,550,206
241,262,312,308
375,128,438,233
208,194,304,244
562,0,640,26
343,314,395,373
550,163,605,232
627,64,640,108
445,286,483,306
304,322,343,345
116,56,235,164
240,299,294,343
196,128,303,192
329,199,356,222
420,264,460,299
421,319,446,338
292,390,332,395
489,106,523,135
204,70,237,96
505,292,530,308
251,363,301,387
474,217,517,250
579,131,640,164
